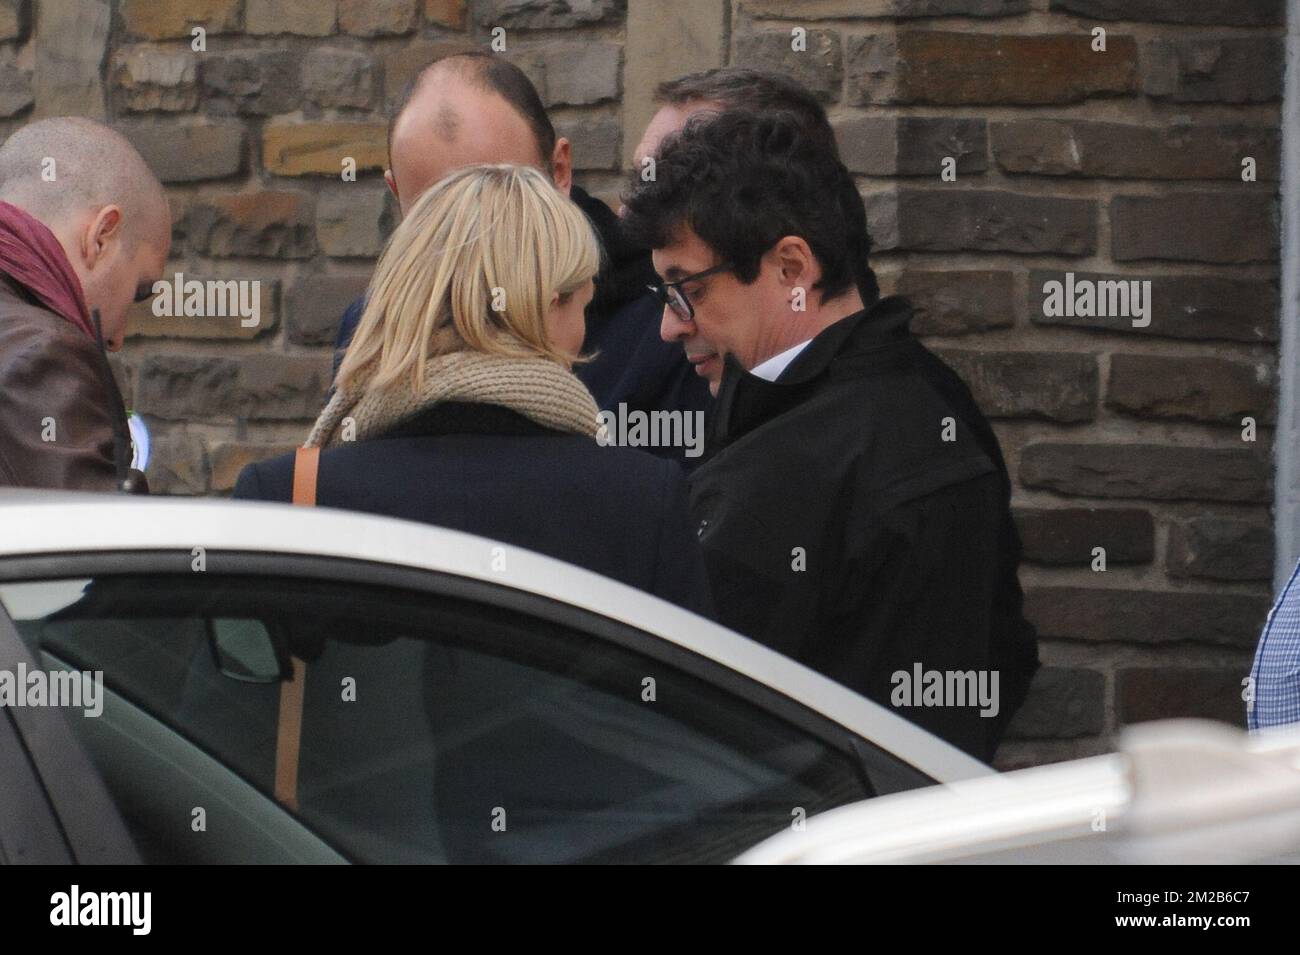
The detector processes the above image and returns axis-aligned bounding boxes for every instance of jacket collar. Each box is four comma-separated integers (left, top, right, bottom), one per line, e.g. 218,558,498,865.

379,400,560,441
570,184,658,324
707,296,916,453
0,274,133,486
0,271,49,311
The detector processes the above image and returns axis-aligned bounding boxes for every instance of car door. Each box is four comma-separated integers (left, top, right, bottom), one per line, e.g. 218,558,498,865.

0,596,139,864
0,546,932,864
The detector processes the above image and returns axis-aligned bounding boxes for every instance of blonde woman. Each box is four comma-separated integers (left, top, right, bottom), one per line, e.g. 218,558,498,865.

234,164,710,613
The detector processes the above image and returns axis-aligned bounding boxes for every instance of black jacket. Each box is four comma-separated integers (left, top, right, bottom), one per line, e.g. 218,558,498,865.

568,187,711,445
233,401,713,616
689,297,1039,761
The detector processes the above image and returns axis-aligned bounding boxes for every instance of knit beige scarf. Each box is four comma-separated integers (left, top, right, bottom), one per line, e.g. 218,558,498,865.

306,351,601,449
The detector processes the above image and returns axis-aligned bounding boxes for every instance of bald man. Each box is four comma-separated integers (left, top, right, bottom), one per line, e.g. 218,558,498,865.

0,116,170,492
330,54,708,466
383,53,571,212
334,53,576,368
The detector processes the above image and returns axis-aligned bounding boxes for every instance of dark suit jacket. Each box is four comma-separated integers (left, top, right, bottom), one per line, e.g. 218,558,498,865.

690,297,1040,761
233,401,713,616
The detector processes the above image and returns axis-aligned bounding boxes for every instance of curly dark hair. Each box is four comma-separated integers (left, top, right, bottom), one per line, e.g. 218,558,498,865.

622,109,879,306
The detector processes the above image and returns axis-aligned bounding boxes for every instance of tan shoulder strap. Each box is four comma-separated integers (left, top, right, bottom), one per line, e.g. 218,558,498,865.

291,446,320,507
275,447,320,811
274,656,306,812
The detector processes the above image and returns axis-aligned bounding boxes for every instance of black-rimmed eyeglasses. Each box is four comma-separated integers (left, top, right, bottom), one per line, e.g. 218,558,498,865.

646,263,733,322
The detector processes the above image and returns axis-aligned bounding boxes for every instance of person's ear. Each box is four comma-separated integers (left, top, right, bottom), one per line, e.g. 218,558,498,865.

81,206,123,270
551,137,573,196
384,169,401,207
772,235,815,289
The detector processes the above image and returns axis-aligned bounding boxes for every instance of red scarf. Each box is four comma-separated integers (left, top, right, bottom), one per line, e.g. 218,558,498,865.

0,200,94,340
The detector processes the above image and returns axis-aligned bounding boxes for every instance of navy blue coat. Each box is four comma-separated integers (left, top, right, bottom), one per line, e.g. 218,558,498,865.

233,401,714,616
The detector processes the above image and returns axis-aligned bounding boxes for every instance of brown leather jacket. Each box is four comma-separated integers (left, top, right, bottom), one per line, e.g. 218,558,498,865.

0,274,131,491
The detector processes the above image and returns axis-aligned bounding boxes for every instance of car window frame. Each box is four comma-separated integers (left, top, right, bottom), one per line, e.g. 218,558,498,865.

0,549,937,796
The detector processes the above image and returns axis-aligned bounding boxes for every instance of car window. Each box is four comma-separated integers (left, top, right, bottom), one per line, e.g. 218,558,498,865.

0,572,872,864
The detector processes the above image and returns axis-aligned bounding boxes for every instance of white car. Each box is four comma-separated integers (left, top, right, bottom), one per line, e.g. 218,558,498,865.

0,490,988,865
736,719,1300,864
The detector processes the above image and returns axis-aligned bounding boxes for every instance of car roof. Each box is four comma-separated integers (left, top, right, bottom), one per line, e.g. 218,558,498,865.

0,489,992,784
737,751,1128,864
736,719,1300,864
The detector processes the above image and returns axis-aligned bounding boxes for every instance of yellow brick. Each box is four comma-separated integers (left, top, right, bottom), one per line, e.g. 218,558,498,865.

128,310,265,340
263,123,388,176
425,0,466,29
127,271,279,340
246,0,338,36
123,0,242,40
340,0,416,36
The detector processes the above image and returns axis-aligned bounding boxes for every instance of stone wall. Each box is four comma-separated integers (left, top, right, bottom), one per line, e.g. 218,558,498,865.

0,0,1284,767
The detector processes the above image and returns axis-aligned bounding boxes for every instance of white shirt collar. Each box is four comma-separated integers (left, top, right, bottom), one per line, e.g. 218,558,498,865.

749,339,813,382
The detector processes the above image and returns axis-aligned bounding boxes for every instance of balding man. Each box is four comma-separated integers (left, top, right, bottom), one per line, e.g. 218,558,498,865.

383,52,566,213
334,53,576,367
0,117,170,491
331,53,709,464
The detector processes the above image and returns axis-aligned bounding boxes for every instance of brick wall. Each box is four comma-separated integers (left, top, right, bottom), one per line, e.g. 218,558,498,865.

0,0,1284,767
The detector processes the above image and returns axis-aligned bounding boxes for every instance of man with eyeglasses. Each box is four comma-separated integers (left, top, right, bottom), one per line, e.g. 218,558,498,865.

589,68,884,466
623,110,1040,762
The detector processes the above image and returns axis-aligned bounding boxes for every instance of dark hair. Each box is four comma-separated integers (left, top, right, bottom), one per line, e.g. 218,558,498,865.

654,68,838,156
622,109,879,306
388,52,557,172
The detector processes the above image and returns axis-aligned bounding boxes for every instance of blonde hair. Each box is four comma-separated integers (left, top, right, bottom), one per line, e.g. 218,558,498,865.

337,164,601,394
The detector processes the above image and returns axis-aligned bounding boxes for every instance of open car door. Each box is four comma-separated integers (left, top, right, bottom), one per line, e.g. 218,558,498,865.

0,600,139,864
